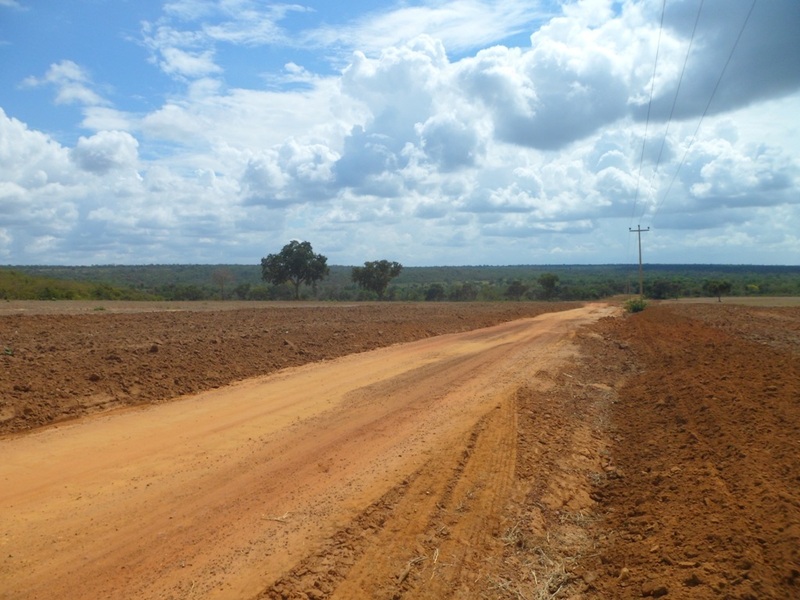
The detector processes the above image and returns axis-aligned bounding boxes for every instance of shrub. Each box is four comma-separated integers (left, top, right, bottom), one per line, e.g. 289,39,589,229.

624,297,647,313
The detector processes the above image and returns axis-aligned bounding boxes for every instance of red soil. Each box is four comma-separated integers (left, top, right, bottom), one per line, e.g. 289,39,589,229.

1,300,797,599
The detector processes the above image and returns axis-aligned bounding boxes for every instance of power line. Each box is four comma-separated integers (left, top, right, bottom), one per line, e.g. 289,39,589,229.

630,0,667,225
625,0,757,280
628,0,666,275
646,0,705,199
651,0,758,222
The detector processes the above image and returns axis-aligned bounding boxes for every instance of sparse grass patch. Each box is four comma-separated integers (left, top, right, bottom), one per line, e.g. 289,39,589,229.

491,526,588,599
557,509,597,527
528,544,576,600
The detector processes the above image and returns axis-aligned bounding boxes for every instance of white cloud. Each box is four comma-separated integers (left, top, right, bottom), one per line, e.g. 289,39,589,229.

141,103,207,143
141,21,220,80
0,108,74,188
307,0,554,57
201,5,299,45
2,0,799,265
418,113,483,171
70,131,140,174
159,46,222,77
163,0,218,21
0,110,86,260
141,1,310,82
22,60,108,106
81,107,136,132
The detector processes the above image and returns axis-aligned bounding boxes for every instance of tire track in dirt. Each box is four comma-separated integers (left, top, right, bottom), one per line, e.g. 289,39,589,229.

259,320,618,600
481,371,614,599
0,305,616,600
260,389,519,600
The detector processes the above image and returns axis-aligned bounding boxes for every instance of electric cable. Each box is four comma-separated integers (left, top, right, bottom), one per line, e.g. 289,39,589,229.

630,0,667,225
645,0,705,215
628,0,666,270
650,0,758,222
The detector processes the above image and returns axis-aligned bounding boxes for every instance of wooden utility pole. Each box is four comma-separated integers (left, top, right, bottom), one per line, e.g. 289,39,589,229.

629,224,649,297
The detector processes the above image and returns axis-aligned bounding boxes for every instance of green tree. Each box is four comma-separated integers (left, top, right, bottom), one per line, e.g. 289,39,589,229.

233,282,251,300
648,278,681,300
425,283,446,301
351,260,403,300
449,282,479,301
745,284,760,295
705,279,733,302
505,280,529,301
537,273,559,300
261,240,329,300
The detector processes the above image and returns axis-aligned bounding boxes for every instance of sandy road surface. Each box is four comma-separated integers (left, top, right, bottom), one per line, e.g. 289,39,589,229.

1,304,614,600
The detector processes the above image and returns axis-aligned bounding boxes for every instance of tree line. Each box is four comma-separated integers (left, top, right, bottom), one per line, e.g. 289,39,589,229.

3,242,800,301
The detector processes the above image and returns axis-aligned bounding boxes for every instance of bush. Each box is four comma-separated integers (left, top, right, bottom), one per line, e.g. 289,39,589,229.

624,297,648,313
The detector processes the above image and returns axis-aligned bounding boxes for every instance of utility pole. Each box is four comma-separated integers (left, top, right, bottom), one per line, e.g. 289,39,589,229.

629,224,649,297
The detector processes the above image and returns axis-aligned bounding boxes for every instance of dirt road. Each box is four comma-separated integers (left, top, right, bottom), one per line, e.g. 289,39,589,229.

0,301,581,435
1,304,614,600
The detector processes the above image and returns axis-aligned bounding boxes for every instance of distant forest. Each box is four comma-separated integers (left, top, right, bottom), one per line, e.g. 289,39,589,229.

2,263,800,302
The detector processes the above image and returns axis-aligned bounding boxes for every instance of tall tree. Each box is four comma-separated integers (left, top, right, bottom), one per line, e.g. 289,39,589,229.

705,279,733,302
351,260,403,300
261,240,329,300
211,268,234,301
538,273,559,300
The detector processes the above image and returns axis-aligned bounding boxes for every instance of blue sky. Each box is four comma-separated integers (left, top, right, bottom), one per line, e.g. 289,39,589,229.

1,0,799,266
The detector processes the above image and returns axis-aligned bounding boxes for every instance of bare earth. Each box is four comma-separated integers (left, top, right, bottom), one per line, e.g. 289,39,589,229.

1,300,798,599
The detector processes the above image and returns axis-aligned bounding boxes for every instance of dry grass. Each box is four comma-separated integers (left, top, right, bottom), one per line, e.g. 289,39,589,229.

491,524,586,600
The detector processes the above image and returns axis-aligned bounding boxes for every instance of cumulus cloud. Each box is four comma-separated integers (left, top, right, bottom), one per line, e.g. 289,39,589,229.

456,18,631,150
418,114,483,171
334,127,401,191
649,0,800,119
341,37,447,135
0,110,83,260
70,131,139,174
241,139,338,206
81,107,136,132
0,108,73,188
3,0,799,265
663,136,799,216
334,37,455,191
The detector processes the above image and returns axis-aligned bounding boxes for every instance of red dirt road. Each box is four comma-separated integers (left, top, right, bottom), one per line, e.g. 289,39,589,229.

0,301,580,435
0,304,614,600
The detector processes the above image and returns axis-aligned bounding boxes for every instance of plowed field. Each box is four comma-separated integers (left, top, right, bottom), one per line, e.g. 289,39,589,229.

1,299,798,599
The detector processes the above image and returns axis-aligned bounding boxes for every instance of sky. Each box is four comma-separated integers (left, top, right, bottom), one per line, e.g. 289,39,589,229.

1,0,799,267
